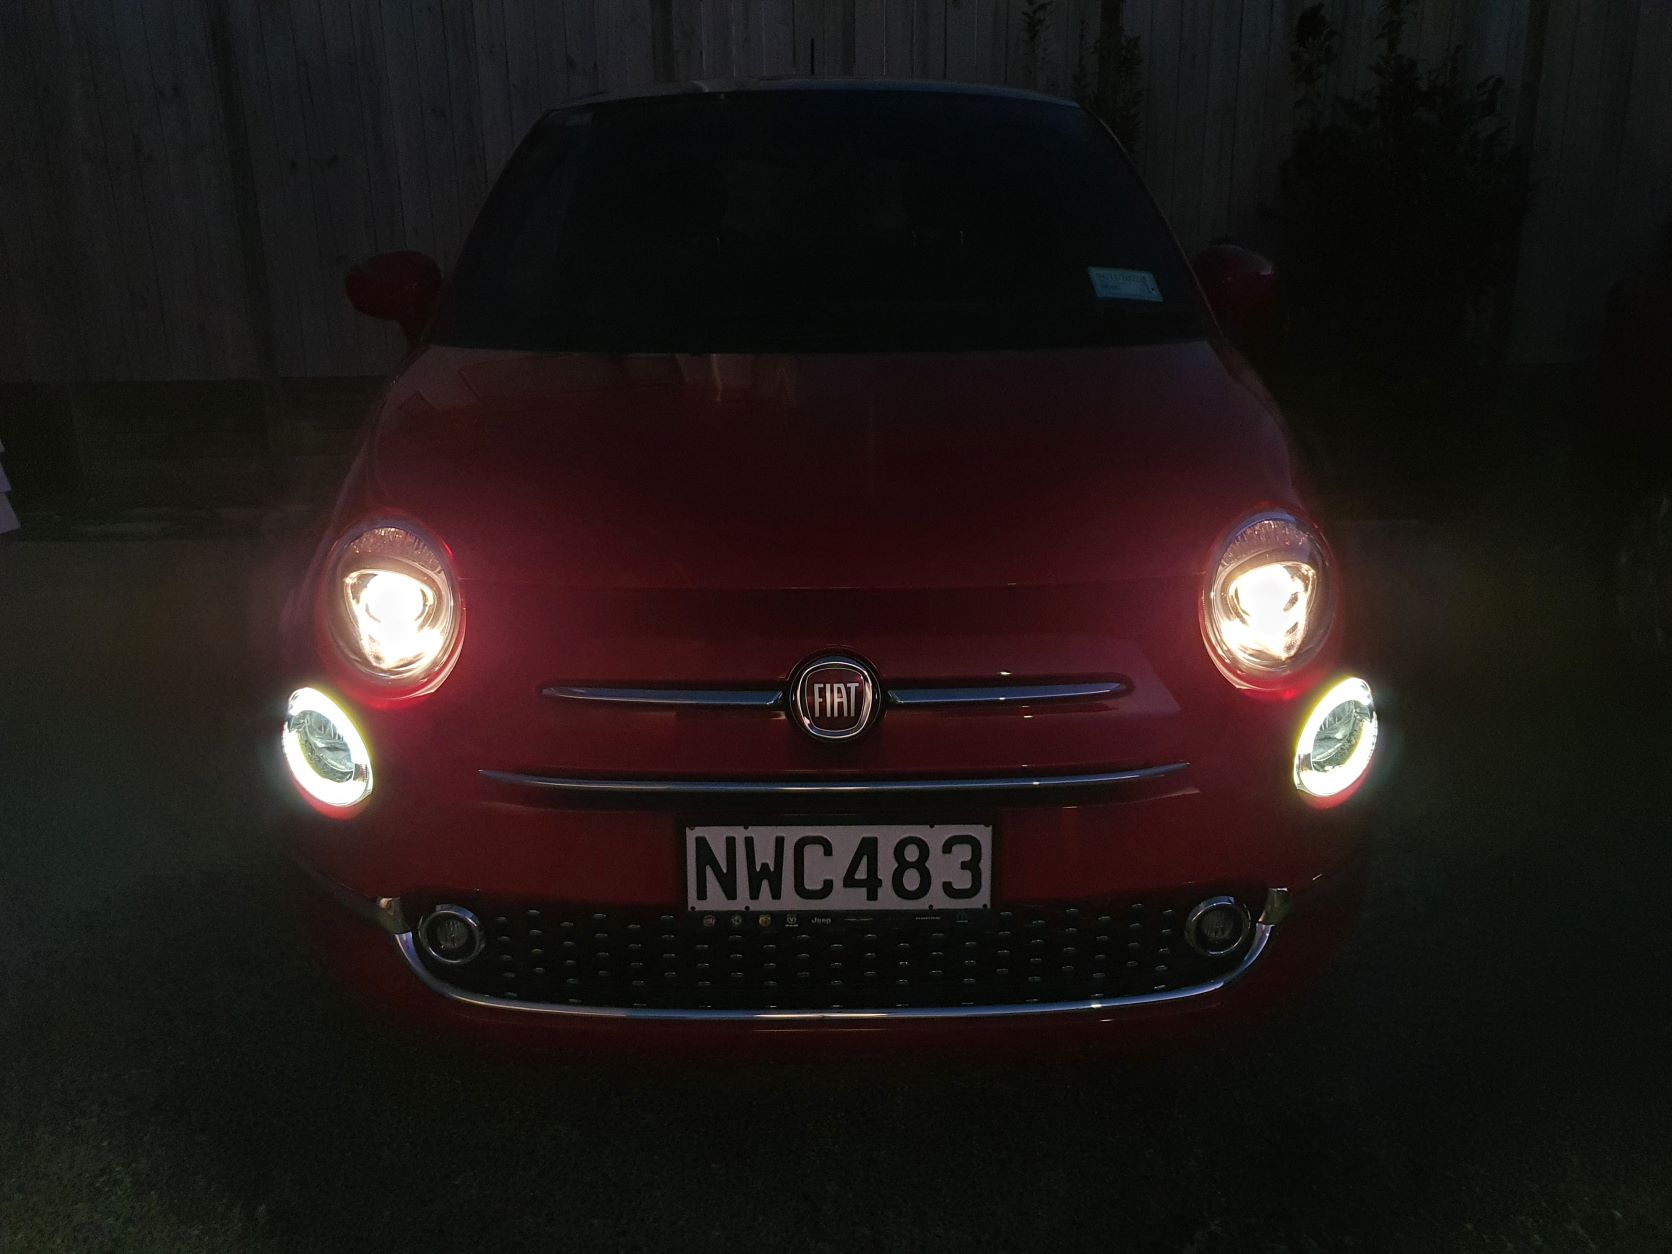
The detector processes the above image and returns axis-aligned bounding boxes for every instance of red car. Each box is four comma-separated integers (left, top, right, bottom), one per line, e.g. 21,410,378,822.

275,81,1381,1049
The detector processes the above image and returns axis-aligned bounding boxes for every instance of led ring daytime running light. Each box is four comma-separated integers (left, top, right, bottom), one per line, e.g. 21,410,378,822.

1293,677,1378,800
282,687,374,808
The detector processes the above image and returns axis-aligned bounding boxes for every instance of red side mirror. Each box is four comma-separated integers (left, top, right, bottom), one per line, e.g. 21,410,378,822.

345,251,442,346
1193,245,1279,348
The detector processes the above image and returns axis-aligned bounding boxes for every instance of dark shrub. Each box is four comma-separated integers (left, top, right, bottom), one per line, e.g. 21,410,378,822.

1284,0,1533,367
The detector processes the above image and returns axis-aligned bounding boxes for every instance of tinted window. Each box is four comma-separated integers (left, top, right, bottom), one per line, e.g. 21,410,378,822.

435,89,1211,353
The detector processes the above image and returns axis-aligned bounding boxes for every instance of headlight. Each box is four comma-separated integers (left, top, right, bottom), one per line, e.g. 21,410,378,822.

329,524,461,686
282,687,373,808
1202,511,1334,686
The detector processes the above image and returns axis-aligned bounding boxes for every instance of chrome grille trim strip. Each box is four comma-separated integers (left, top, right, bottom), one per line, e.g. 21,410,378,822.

544,680,1130,709
544,686,782,708
393,923,1272,1022
887,680,1130,706
479,762,1188,796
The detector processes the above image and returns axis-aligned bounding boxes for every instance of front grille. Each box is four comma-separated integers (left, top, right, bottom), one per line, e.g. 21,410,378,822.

406,891,1261,1012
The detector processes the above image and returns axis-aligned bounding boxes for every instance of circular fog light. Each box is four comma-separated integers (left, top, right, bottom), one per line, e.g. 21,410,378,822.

1293,676,1378,802
1185,897,1251,957
281,687,373,809
419,906,484,965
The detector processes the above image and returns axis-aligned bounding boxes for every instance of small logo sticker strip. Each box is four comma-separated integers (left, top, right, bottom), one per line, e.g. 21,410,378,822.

1087,267,1163,302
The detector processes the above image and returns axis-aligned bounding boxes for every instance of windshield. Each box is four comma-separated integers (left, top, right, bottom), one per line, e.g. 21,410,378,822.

434,89,1211,353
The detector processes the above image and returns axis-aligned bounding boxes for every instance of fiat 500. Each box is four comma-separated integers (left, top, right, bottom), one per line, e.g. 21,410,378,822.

274,81,1381,1046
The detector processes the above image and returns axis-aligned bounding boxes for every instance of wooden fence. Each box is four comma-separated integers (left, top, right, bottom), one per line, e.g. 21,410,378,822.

1,0,1668,382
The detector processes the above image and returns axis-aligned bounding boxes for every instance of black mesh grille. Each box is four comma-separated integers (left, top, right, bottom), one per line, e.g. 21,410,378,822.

408,891,1260,1011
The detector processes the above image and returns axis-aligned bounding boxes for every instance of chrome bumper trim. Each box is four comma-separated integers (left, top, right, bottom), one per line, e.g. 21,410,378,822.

479,762,1189,797
290,857,407,934
393,922,1273,1022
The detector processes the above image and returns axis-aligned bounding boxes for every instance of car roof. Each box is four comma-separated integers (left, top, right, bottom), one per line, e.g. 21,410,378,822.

543,77,1081,118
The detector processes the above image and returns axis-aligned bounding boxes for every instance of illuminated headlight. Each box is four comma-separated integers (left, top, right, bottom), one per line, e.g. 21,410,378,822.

1293,677,1378,801
329,524,461,687
282,687,373,808
1203,512,1335,686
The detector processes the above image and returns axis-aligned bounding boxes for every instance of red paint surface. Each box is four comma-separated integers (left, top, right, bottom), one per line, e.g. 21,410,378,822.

277,338,1373,1043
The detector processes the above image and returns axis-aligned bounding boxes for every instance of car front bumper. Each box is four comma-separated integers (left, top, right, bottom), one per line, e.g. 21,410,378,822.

276,675,1374,1046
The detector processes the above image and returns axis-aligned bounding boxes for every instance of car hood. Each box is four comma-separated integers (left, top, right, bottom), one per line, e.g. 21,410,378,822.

359,342,1301,589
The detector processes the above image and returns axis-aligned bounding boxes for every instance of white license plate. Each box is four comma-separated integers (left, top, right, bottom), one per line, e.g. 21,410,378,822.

685,824,992,913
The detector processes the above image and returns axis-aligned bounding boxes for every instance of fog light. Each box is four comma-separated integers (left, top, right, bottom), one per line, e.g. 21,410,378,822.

1185,897,1251,957
418,906,484,965
281,687,373,809
1293,676,1378,802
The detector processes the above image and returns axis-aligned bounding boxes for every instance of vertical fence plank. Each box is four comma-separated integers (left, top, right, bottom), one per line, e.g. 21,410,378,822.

0,27,35,379
600,0,655,89
945,0,987,82
1141,0,1183,207
3,4,72,380
1256,0,1302,222
1544,0,1641,354
1120,0,1153,153
758,0,796,73
701,0,734,74
1227,0,1274,237
732,0,759,74
344,0,409,370
494,0,546,145
442,0,491,242
822,0,858,75
1167,0,1211,246
563,0,600,96
475,0,517,172
1510,0,1582,360
377,0,439,266
63,0,153,377
1194,0,1244,244
228,0,304,376
108,0,198,375
346,0,412,255
884,0,915,75
408,0,463,258
854,0,886,74
988,0,1012,86
528,0,572,109
792,0,817,72
264,0,346,371
1613,0,1672,252
293,0,390,374
670,0,704,78
404,0,474,262
157,0,258,376
913,0,946,77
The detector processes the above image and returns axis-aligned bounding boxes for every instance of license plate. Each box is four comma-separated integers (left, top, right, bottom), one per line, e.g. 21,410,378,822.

685,824,992,913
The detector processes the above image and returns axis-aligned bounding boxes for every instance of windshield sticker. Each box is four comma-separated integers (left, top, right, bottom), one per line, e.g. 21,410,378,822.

1088,267,1163,302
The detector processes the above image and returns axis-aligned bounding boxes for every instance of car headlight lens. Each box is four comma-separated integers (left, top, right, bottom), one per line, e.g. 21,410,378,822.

1203,512,1334,685
282,687,373,808
1293,677,1378,800
330,525,460,685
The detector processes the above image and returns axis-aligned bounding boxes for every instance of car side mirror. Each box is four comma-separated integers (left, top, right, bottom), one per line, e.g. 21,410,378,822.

345,251,442,346
1192,245,1279,349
